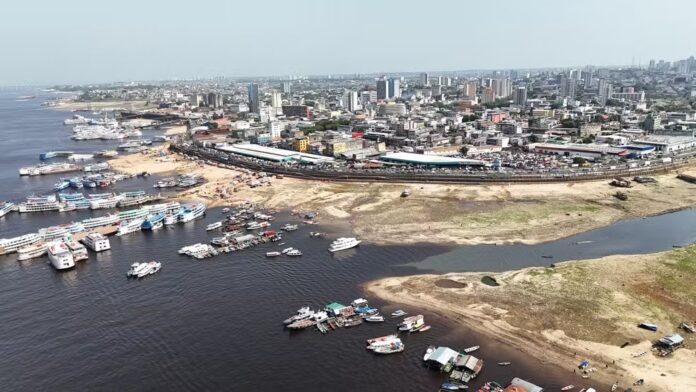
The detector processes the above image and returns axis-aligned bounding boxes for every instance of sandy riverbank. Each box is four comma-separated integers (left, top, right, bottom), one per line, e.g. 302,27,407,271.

365,246,696,392
109,146,696,246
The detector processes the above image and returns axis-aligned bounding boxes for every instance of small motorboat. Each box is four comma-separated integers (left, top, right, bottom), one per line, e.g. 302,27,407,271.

206,221,223,231
222,208,230,213
611,383,618,392
266,251,281,257
414,325,431,333
286,249,302,257
561,385,574,391
372,340,404,355
277,242,286,246
578,360,589,369
638,322,658,331
497,362,511,366
281,247,294,254
464,345,479,353
440,382,467,391
681,322,695,333
365,315,384,323
391,310,407,317
423,345,435,361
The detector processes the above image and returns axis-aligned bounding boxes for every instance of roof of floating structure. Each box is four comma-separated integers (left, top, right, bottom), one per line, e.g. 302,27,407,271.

380,152,489,166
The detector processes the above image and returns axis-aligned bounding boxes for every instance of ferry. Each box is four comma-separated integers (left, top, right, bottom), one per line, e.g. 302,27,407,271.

120,191,146,198
47,241,75,270
87,192,115,200
83,162,110,172
81,214,120,230
89,196,121,209
81,233,111,252
17,242,47,261
0,233,44,255
38,222,85,241
18,195,62,213
67,199,91,209
164,212,179,225
148,202,180,215
328,237,361,253
118,195,150,207
57,193,84,202
118,207,150,222
37,162,82,176
0,201,15,218
65,240,88,261
142,212,165,230
116,218,145,236
179,203,206,223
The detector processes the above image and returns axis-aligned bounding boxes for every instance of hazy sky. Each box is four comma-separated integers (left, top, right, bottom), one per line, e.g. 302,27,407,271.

1,0,694,85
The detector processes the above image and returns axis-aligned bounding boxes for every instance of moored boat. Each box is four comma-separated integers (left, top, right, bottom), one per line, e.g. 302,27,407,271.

206,221,223,231
47,241,75,270
328,237,361,252
17,242,47,261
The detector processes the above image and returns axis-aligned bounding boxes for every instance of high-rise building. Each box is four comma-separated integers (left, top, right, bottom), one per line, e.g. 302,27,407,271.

270,90,282,109
481,87,496,104
360,90,377,105
464,81,477,98
491,79,512,98
388,78,401,99
648,59,656,71
421,72,429,86
345,91,360,112
583,71,593,89
514,86,527,108
248,83,260,114
597,78,612,105
643,113,661,131
560,77,575,99
376,79,389,100
281,81,292,94
207,92,221,108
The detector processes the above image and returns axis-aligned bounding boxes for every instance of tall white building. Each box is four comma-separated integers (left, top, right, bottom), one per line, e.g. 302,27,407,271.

345,91,361,112
560,77,575,99
268,121,284,140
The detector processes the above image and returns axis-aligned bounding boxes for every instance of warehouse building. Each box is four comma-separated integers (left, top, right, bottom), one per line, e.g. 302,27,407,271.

216,143,334,165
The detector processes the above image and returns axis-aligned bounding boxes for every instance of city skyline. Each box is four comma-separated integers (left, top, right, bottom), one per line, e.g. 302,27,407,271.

1,0,695,85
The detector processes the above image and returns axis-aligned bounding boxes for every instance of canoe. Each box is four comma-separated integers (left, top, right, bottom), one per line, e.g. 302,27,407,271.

464,345,479,353
561,385,574,391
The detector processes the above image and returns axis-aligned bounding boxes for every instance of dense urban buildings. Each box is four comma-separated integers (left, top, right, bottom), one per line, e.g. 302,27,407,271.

63,53,696,177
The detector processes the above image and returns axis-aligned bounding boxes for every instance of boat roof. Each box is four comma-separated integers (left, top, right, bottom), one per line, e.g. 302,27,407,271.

325,302,347,310
659,334,684,346
427,346,459,365
454,354,482,371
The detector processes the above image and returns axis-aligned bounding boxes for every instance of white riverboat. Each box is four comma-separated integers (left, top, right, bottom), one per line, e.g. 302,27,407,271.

47,241,75,270
328,237,361,253
81,233,111,252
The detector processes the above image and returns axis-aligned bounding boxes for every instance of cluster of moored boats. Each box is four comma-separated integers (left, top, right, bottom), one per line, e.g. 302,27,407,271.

154,173,202,188
13,234,107,270
282,298,429,344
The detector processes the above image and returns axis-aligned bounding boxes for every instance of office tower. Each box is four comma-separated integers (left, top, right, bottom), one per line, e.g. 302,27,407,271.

583,71,593,89
464,81,477,97
560,77,575,98
514,86,527,107
345,91,360,112
376,79,389,100
270,90,282,109
491,79,512,98
597,78,612,105
248,83,260,114
388,78,401,99
421,72,429,86
281,81,292,94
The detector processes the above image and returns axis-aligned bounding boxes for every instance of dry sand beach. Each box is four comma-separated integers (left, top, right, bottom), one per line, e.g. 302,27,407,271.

365,246,696,392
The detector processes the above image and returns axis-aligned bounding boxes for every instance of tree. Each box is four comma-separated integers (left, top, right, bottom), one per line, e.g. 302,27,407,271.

460,146,469,156
572,157,587,165
528,134,539,143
